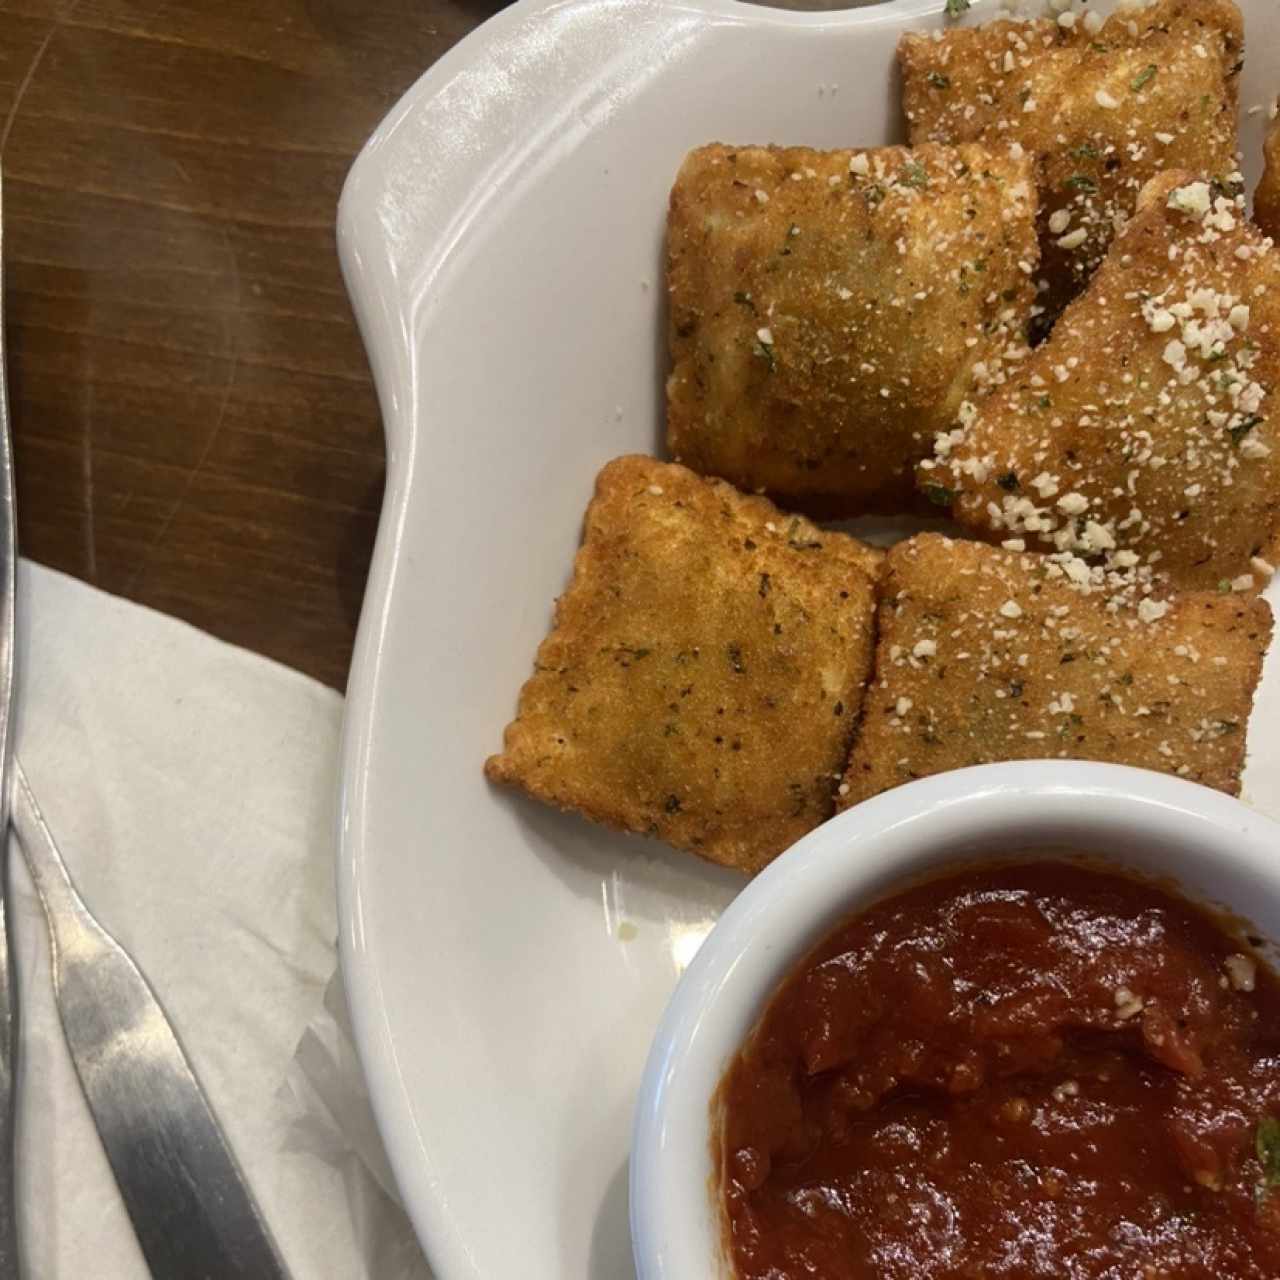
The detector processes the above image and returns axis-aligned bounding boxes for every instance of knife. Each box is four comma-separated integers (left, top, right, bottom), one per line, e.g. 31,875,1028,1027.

12,764,290,1279
0,165,21,1278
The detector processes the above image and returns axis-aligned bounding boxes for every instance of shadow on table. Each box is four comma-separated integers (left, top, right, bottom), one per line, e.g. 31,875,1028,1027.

337,469,385,641
307,0,512,38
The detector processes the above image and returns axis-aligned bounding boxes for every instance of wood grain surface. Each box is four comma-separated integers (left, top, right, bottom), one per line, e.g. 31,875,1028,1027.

2,0,496,687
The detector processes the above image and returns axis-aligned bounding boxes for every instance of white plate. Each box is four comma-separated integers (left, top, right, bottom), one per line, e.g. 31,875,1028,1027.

335,1,1280,1276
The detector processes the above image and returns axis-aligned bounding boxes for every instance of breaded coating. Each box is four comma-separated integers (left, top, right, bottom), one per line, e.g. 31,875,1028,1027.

900,0,1242,325
666,142,1037,516
1255,118,1280,241
840,535,1271,807
920,172,1280,594
486,456,881,874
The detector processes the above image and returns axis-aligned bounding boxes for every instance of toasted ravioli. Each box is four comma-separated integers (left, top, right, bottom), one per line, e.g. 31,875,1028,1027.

665,143,1037,516
485,457,881,874
1256,119,1280,241
839,535,1271,807
900,0,1242,324
920,172,1280,593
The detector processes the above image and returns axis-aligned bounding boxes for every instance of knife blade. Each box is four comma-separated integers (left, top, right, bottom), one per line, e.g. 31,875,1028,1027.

12,767,290,1279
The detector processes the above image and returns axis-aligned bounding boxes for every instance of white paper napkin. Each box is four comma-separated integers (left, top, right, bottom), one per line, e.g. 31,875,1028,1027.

10,559,428,1278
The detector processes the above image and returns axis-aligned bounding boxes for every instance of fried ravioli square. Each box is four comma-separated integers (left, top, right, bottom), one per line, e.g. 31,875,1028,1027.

900,0,1242,323
485,456,882,874
839,535,1271,807
665,142,1037,517
921,172,1280,593
1255,118,1280,242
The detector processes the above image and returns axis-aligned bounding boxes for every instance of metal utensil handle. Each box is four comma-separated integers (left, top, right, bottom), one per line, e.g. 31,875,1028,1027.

0,887,15,1279
0,161,21,1278
12,765,290,1280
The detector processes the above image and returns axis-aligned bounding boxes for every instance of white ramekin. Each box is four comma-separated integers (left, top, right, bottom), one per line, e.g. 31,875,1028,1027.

629,760,1280,1279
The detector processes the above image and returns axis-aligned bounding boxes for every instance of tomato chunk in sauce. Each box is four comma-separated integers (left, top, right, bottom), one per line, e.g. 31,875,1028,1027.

717,863,1280,1279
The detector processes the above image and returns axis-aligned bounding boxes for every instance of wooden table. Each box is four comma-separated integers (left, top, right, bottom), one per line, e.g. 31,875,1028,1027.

2,0,493,688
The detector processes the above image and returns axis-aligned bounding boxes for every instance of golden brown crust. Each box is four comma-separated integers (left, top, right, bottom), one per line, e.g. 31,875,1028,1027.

919,171,1280,593
485,456,881,874
839,535,1271,807
1255,120,1280,242
665,142,1037,517
899,0,1242,324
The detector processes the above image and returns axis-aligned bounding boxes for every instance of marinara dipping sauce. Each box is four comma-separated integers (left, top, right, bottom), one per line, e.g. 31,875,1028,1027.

716,862,1280,1279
